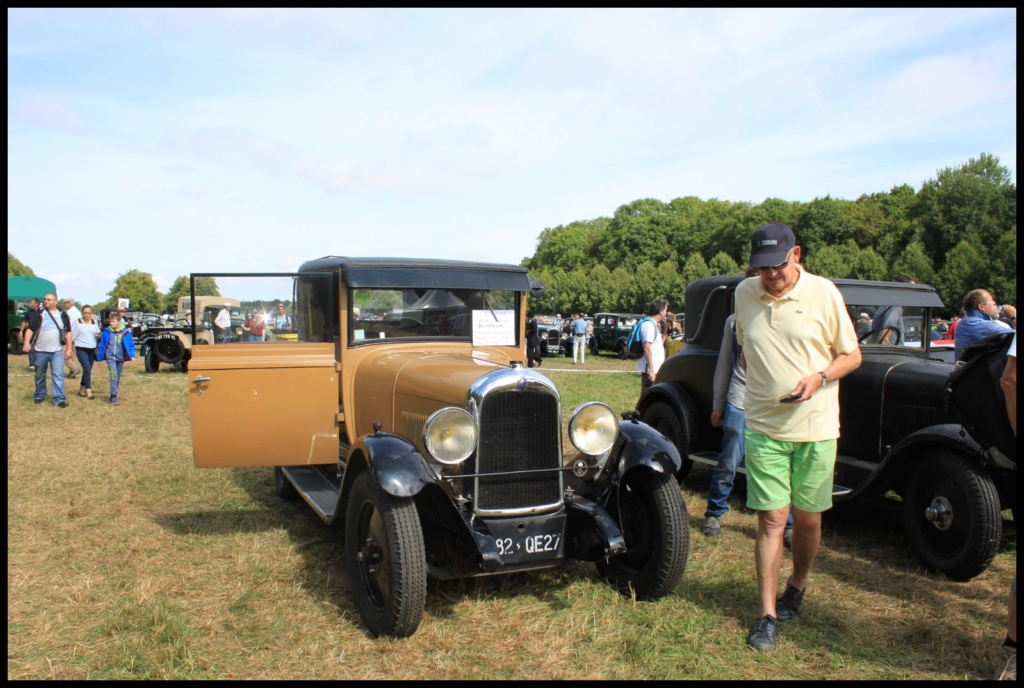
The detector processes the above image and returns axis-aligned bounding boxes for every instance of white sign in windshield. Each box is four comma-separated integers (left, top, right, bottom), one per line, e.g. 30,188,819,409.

472,309,515,346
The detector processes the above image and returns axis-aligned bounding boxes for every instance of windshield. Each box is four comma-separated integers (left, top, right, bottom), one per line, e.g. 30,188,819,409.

351,288,517,343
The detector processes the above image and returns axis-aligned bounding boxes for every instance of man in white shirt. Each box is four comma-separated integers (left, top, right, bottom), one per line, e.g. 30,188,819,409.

214,303,232,342
635,299,669,396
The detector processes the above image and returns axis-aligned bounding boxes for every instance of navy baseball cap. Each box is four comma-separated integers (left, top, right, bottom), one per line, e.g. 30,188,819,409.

749,222,795,268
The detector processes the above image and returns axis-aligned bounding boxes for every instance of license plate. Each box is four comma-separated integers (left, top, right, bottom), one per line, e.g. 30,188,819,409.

495,532,562,559
488,515,566,564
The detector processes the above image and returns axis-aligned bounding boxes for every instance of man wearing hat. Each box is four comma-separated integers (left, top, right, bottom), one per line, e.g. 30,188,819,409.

734,222,861,651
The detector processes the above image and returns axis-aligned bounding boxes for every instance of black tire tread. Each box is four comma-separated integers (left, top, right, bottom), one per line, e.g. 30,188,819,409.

597,470,689,600
903,450,1001,581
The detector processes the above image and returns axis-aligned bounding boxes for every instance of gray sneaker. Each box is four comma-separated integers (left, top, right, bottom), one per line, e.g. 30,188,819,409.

702,515,722,538
747,615,778,651
776,580,806,621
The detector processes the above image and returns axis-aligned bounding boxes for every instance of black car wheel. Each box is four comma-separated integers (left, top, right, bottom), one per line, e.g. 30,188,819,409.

345,472,427,638
616,342,628,359
9,331,22,355
154,337,185,364
596,469,689,600
590,339,599,355
642,401,694,481
273,467,298,500
144,350,160,373
902,450,1002,582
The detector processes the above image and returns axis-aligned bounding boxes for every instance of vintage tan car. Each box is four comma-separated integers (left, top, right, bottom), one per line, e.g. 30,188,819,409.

187,257,690,638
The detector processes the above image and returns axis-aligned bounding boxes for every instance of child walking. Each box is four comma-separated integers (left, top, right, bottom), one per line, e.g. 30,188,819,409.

96,312,136,405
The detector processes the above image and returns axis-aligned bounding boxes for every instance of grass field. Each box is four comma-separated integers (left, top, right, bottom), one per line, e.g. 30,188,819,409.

7,350,1015,679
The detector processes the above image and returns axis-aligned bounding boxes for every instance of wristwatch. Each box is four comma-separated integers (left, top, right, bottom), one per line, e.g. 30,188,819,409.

818,371,828,386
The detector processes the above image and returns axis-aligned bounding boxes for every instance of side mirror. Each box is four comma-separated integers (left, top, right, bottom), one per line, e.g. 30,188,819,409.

529,278,546,298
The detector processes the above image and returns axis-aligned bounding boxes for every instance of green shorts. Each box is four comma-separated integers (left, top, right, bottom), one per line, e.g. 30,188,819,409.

744,429,836,513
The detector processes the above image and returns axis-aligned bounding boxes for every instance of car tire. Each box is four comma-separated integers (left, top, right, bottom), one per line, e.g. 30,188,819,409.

9,331,22,355
641,401,694,481
616,343,628,359
346,471,427,638
590,339,599,356
596,469,689,600
273,467,299,501
144,350,160,373
154,337,185,364
902,450,1002,582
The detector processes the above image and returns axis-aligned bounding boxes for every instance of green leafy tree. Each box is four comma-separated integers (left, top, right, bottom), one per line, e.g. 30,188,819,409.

679,253,711,291
915,153,1016,274
890,241,935,285
8,252,34,276
595,199,678,272
528,219,606,272
164,276,220,313
794,196,857,254
708,251,742,276
803,244,848,278
100,269,162,313
933,240,987,315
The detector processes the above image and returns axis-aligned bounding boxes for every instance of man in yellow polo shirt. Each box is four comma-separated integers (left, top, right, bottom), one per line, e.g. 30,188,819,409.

735,222,861,651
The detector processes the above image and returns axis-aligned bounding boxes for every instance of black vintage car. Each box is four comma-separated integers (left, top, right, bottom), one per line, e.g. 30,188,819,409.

590,312,643,358
638,274,1014,582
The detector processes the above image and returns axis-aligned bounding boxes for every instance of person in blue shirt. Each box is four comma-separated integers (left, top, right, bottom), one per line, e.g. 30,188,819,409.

953,289,1015,361
571,313,589,364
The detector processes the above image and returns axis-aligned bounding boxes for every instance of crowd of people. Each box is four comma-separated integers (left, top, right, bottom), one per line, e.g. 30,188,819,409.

18,297,298,406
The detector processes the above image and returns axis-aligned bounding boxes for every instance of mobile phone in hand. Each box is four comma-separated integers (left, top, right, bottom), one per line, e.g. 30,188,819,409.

779,393,800,403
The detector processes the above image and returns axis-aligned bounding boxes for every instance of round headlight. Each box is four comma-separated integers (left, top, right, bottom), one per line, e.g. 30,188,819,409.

569,402,618,456
424,407,477,465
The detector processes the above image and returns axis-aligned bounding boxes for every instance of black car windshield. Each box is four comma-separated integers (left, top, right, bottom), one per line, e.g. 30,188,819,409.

351,288,517,342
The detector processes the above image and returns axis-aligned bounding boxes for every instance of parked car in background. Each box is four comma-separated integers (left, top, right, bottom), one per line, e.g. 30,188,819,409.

590,312,643,358
535,314,563,355
137,295,244,373
187,257,690,638
638,274,1014,582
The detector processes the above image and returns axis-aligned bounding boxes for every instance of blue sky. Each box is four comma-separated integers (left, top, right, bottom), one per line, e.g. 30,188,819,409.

7,8,1017,305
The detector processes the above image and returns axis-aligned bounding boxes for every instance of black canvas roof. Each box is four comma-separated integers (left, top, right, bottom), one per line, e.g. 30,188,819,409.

298,256,531,291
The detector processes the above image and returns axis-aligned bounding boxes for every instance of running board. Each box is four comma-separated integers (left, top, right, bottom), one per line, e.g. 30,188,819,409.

689,452,855,497
282,465,341,519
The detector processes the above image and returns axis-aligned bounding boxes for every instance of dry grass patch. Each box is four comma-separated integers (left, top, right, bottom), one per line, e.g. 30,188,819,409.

7,353,1015,679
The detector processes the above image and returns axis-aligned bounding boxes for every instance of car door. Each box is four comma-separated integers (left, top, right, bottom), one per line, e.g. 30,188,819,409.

188,342,339,468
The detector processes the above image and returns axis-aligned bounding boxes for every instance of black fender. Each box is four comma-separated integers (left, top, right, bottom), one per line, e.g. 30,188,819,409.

841,423,995,501
342,433,437,500
611,418,682,479
636,381,705,455
565,493,627,561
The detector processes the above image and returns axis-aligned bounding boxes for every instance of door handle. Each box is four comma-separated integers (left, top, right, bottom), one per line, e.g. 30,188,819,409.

191,375,212,385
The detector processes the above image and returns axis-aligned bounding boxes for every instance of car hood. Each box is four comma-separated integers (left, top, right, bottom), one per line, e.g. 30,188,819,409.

352,347,517,435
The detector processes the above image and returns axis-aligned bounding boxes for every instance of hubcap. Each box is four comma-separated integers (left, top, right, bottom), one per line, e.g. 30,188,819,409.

924,496,954,531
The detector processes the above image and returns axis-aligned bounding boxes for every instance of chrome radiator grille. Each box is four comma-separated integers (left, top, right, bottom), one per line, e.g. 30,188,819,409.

475,388,562,513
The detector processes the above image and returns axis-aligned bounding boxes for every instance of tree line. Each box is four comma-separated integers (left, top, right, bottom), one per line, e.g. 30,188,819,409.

523,153,1016,318
8,153,1015,320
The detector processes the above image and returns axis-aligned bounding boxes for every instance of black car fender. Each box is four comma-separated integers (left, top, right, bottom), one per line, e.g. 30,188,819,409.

610,418,682,479
636,381,705,454
846,423,992,498
343,433,437,499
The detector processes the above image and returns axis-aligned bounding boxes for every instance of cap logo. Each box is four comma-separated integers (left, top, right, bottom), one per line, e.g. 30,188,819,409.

758,240,778,246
